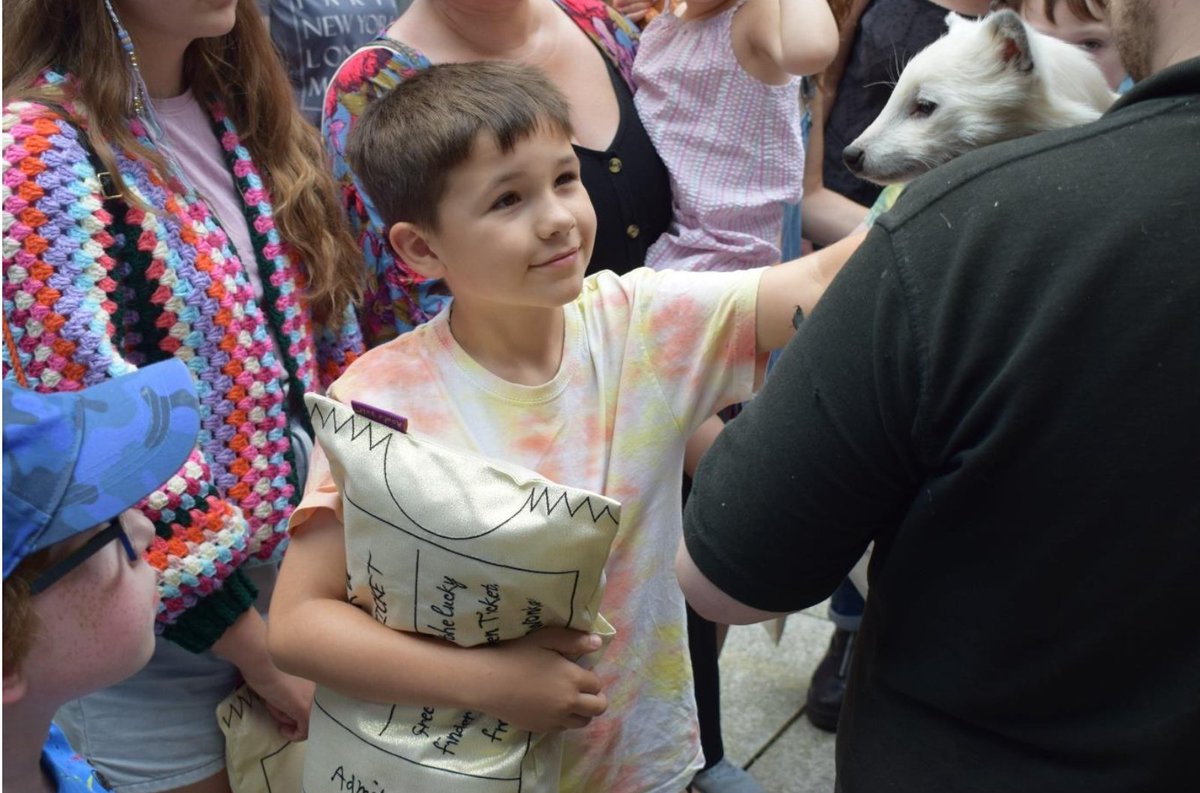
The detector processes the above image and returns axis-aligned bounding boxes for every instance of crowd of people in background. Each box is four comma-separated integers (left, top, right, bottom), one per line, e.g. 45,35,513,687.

2,0,1196,792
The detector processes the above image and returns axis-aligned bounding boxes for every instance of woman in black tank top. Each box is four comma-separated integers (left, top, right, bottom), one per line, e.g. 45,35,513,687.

574,55,673,276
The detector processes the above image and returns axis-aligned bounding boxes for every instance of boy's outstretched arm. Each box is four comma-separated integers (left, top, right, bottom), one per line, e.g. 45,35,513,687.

744,0,839,77
755,230,867,354
268,509,608,733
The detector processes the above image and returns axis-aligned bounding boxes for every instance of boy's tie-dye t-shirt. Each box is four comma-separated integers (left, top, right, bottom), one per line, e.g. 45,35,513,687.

296,267,762,792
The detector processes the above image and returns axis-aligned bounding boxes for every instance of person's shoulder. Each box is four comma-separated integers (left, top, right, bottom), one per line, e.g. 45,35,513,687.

586,265,758,294
580,266,640,293
324,37,428,105
880,92,1195,235
3,92,91,179
4,96,62,121
3,93,81,137
3,70,82,115
577,267,758,331
555,0,639,32
578,266,674,307
856,83,1199,358
552,0,641,60
347,322,438,361
334,323,439,391
3,74,97,156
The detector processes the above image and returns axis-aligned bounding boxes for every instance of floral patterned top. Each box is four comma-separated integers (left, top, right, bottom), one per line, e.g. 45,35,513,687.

321,0,672,347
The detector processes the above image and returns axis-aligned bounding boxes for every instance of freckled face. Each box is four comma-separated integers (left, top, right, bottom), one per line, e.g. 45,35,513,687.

27,510,160,703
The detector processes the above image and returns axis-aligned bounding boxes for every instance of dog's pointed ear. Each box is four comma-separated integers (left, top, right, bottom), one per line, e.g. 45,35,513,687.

988,9,1035,73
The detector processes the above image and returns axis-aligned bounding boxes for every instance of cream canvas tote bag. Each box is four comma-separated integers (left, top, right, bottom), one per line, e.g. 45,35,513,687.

301,395,620,793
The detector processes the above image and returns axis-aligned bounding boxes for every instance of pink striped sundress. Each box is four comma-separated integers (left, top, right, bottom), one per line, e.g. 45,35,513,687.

633,0,806,271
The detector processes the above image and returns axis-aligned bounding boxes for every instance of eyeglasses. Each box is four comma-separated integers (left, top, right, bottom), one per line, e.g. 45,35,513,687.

28,518,138,596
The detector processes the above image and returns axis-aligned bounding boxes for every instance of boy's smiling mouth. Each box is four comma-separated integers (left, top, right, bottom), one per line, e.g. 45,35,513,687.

532,247,581,269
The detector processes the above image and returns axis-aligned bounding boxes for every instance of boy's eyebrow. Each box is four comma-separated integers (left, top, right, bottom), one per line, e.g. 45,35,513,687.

485,155,579,191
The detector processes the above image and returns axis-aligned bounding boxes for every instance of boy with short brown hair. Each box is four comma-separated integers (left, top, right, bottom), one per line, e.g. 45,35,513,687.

270,60,861,792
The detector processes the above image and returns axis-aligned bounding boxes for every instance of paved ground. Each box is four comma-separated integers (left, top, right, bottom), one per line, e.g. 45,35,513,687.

716,602,839,793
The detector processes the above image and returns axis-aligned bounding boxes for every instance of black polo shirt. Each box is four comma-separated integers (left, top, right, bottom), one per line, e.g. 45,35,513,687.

685,58,1200,793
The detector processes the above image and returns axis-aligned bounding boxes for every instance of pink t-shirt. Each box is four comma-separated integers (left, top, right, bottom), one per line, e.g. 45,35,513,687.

154,91,265,300
295,267,764,792
154,91,288,389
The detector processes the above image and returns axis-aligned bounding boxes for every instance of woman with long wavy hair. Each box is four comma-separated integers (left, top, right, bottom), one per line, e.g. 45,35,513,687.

2,1,363,791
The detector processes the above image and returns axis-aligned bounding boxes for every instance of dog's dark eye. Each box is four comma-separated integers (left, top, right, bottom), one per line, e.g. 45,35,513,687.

911,99,938,118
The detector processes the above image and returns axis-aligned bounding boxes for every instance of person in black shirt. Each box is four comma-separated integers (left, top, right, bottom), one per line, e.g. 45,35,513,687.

678,0,1200,789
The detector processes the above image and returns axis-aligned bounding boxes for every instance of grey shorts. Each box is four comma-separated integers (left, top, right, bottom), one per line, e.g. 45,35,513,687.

55,564,278,793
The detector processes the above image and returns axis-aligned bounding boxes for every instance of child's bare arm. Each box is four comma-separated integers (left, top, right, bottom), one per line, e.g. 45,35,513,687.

612,0,658,23
802,90,870,246
212,608,316,740
820,0,873,111
268,509,608,733
740,0,839,78
754,230,867,354
685,415,726,478
801,183,871,247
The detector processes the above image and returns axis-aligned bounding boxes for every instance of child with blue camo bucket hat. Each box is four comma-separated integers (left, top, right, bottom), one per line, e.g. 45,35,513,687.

2,358,200,793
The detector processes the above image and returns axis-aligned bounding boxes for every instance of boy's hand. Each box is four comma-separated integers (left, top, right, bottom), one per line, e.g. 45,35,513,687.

272,508,604,733
213,607,316,740
476,628,608,733
247,664,317,741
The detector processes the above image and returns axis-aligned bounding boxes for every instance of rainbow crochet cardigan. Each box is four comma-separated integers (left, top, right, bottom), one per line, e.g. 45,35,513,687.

2,73,363,651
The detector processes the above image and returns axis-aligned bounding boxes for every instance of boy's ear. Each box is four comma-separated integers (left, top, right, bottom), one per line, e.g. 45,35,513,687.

988,9,1035,73
3,667,28,705
388,222,446,279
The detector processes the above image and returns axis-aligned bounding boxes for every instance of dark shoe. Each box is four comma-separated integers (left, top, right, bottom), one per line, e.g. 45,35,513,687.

691,758,767,793
805,627,856,732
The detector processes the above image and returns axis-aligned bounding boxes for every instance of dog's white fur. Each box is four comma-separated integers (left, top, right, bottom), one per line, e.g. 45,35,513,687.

845,9,1116,185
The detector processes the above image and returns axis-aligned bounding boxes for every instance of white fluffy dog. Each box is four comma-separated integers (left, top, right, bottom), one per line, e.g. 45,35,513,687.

842,9,1116,185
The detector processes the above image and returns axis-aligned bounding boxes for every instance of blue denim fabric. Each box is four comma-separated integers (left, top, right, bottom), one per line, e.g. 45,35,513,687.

829,577,865,632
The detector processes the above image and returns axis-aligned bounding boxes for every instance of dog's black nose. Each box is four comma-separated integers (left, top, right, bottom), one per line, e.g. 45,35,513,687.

843,146,865,170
